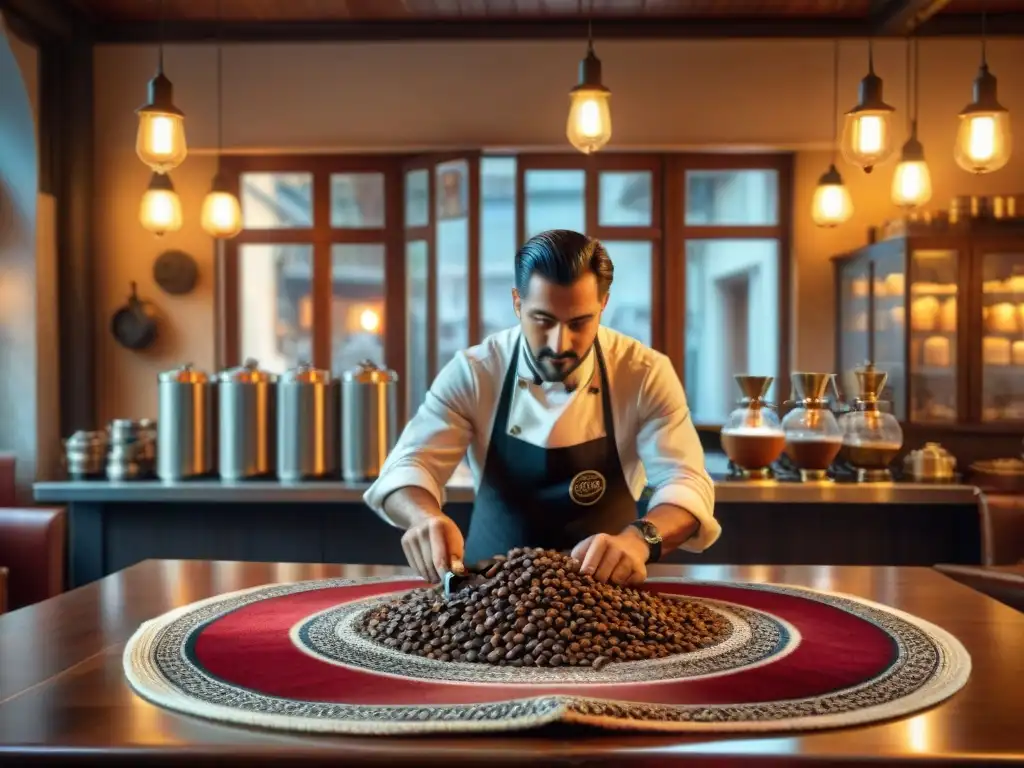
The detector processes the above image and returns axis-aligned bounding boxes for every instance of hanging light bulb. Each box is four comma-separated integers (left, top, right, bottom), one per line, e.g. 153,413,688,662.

813,40,854,228
139,172,183,236
566,9,611,155
136,62,188,173
201,175,243,238
812,164,854,227
954,32,1012,174
891,41,932,209
841,41,896,174
891,127,932,209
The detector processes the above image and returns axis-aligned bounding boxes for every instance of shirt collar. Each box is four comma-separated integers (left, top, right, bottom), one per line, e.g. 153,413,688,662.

516,335,598,393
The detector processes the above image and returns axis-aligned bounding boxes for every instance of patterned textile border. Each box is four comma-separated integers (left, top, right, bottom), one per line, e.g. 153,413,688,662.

122,577,972,736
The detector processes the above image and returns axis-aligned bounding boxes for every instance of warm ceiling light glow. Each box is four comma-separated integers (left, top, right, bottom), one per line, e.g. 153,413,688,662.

567,44,612,155
842,49,896,174
201,175,243,239
955,61,1012,174
139,172,183,237
891,129,933,209
136,70,187,173
812,164,854,228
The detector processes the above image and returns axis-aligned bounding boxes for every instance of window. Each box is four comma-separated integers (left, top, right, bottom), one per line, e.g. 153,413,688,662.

221,153,791,427
220,157,403,413
675,162,791,425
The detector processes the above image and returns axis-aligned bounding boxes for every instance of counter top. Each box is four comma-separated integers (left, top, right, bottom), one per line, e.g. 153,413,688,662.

32,477,981,506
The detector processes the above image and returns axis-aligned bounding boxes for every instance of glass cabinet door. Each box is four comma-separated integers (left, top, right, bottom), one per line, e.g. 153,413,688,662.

907,249,959,423
871,246,907,419
837,257,871,400
979,250,1024,422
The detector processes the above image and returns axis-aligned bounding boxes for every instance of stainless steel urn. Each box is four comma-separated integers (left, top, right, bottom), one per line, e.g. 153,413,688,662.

277,362,338,481
218,358,277,481
341,360,399,483
157,363,216,481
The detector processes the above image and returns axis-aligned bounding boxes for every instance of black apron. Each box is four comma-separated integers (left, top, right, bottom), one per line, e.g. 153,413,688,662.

464,336,639,564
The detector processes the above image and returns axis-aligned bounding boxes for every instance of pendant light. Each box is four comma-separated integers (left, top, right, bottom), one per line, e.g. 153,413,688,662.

139,171,183,236
566,1,611,155
136,0,188,173
891,38,932,209
201,0,243,239
813,40,854,228
954,12,1012,174
841,39,896,174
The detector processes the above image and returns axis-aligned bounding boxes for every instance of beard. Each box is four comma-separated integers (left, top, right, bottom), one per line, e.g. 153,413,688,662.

526,341,592,383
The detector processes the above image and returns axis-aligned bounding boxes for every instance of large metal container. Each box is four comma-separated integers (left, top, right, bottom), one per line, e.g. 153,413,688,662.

157,363,216,481
341,360,399,483
277,362,338,481
218,358,277,481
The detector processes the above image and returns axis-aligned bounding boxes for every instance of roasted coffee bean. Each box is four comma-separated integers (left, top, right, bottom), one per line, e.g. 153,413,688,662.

357,548,727,668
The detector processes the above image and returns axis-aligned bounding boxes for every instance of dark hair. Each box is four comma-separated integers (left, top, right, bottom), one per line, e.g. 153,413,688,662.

514,229,614,298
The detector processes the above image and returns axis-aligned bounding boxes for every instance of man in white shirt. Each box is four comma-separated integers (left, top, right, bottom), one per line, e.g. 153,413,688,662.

364,230,719,586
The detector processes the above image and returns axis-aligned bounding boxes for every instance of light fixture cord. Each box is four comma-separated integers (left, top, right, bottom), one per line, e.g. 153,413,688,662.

587,0,593,52
904,37,911,134
867,37,874,73
216,0,223,153
831,39,839,164
158,0,165,72
913,37,920,130
981,10,987,65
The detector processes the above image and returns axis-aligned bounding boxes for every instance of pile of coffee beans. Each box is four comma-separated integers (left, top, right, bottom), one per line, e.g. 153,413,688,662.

357,547,727,669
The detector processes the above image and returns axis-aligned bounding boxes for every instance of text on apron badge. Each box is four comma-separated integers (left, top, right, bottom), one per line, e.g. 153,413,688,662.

569,470,607,506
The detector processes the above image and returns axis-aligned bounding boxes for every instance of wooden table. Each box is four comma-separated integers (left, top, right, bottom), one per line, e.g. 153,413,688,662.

1,560,1022,765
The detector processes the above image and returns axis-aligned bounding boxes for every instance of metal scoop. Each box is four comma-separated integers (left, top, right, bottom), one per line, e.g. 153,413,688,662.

442,557,502,599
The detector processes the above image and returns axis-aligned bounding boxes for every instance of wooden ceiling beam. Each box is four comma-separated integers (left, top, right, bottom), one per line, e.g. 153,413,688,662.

870,0,953,35
90,13,1024,44
0,0,96,42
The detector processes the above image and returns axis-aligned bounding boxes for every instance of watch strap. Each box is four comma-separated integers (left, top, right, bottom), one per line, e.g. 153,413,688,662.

630,519,662,564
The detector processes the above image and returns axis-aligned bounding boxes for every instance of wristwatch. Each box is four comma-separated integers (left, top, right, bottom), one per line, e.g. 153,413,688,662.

629,519,663,564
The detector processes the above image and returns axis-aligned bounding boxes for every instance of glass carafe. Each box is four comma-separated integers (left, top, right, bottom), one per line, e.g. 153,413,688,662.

782,372,844,481
839,363,904,481
720,375,785,479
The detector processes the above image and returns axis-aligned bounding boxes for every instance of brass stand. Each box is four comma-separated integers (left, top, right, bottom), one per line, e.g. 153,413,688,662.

856,467,893,483
799,469,832,482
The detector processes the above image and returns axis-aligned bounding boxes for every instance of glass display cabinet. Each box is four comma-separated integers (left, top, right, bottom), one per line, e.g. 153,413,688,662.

833,218,1024,428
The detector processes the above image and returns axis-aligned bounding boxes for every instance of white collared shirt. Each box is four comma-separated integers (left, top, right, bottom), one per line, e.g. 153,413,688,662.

363,325,720,553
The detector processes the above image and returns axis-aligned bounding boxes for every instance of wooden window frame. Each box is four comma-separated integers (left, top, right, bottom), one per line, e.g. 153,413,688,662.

217,151,793,427
216,154,406,388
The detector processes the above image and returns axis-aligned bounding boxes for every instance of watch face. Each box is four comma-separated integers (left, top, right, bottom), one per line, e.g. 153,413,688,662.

637,520,661,543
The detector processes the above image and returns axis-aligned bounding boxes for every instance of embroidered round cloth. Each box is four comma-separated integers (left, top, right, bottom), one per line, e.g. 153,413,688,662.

123,576,971,735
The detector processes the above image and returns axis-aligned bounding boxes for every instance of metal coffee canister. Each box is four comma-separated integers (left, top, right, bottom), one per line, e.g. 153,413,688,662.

277,362,338,481
218,358,277,481
157,363,216,481
341,360,399,483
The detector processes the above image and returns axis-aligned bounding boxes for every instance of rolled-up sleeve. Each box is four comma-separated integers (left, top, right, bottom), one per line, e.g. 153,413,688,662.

636,354,720,553
362,354,477,526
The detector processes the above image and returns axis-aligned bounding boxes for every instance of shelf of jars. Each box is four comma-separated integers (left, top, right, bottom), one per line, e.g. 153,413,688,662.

832,212,1024,431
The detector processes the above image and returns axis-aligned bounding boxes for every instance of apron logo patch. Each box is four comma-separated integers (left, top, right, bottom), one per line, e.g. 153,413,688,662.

569,470,606,506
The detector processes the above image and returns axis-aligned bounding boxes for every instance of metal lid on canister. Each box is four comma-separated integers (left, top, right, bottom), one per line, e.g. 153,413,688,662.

280,361,333,384
158,363,210,383
341,359,399,384
217,357,278,384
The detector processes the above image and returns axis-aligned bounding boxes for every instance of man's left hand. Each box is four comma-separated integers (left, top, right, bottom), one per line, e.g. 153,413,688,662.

570,531,649,586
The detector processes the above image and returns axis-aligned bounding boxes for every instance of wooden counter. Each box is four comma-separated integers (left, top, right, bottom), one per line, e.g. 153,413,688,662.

32,478,986,589
0,560,1021,765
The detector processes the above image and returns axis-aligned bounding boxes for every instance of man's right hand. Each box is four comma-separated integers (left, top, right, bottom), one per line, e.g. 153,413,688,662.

400,513,465,583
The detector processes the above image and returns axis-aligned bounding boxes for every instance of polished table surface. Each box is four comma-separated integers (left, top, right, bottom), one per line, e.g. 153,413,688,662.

0,560,1022,766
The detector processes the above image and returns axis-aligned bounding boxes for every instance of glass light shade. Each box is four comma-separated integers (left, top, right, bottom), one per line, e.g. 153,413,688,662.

136,71,187,173
201,187,243,239
139,173,183,236
566,88,612,154
811,164,853,228
955,111,1012,174
891,159,932,209
841,110,896,172
136,112,187,172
